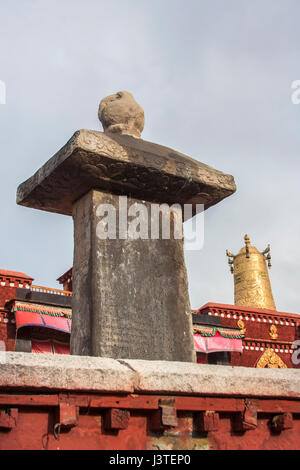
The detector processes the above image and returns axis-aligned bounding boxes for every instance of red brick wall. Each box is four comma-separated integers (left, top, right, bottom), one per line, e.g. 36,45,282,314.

0,285,18,351
0,285,17,310
0,310,16,351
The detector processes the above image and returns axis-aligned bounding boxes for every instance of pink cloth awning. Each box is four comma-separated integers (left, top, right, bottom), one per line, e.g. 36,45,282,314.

194,331,243,353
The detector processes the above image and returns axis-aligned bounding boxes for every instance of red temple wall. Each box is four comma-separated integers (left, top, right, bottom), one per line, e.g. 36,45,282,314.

0,310,15,352
197,303,300,368
0,285,17,310
0,392,299,450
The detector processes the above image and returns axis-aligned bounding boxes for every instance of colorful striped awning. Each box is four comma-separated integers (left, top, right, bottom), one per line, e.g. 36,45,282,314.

193,326,243,353
12,301,72,334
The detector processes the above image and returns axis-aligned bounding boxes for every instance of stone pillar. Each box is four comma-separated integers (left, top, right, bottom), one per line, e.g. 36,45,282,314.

72,190,194,360
16,92,236,361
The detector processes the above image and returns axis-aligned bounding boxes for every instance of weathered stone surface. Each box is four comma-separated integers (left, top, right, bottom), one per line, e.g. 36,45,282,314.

16,129,236,218
98,91,145,138
119,359,300,397
0,352,134,392
1,353,300,398
71,189,196,361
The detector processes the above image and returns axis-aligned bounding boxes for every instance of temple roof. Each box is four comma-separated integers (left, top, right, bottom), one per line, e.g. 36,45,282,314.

0,269,34,280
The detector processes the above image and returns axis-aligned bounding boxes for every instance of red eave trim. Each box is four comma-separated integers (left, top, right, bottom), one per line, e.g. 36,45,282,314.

195,302,300,320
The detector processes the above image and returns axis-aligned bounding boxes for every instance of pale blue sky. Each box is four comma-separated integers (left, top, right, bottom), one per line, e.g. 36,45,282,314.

0,0,299,313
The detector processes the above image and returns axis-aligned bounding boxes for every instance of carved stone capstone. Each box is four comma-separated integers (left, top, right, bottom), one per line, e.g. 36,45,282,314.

98,91,145,138
16,130,236,217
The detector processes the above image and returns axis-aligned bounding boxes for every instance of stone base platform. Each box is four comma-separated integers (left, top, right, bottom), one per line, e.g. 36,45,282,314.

0,353,299,450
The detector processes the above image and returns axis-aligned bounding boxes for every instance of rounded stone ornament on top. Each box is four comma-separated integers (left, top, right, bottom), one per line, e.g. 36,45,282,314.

98,91,145,138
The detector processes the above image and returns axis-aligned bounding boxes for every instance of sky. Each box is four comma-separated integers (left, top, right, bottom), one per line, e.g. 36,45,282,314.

0,0,299,313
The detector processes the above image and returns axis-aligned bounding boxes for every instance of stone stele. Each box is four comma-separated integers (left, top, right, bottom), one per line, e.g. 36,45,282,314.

17,93,236,361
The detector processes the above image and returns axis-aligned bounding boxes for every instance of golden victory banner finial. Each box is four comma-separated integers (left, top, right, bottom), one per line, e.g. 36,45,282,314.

226,235,276,311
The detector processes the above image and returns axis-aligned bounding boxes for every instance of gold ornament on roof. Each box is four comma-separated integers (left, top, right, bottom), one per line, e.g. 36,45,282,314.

256,348,287,368
237,319,246,335
226,235,276,311
269,324,278,339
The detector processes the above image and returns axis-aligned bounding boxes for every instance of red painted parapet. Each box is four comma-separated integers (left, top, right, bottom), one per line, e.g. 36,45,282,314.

0,353,300,450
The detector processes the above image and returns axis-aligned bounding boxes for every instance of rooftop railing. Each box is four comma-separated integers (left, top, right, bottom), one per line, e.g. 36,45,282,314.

31,285,72,297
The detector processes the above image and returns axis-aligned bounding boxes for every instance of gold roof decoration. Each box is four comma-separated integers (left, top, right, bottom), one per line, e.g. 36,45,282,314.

237,319,246,336
226,235,276,311
269,324,278,339
256,349,287,368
